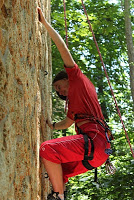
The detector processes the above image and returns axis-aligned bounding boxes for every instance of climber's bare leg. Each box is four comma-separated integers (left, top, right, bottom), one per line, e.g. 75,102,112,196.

42,158,64,194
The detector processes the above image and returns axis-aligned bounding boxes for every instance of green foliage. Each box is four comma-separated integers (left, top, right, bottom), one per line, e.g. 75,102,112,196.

66,153,134,200
50,0,134,199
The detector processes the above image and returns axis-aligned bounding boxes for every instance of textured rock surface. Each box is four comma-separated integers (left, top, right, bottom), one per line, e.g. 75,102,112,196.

0,0,52,199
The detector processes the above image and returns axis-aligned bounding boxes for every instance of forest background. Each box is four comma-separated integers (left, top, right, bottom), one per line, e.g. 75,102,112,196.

50,0,134,199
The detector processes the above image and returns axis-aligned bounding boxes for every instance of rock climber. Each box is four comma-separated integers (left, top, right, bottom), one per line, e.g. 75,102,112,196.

38,7,112,200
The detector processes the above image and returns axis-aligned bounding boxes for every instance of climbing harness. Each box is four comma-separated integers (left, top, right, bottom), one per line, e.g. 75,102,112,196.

76,114,115,181
63,0,134,159
75,114,113,171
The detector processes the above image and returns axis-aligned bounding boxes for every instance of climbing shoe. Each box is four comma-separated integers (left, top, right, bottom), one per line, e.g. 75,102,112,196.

47,191,61,200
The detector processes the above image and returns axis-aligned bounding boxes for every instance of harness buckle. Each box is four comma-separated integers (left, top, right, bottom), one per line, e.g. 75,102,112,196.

105,148,113,155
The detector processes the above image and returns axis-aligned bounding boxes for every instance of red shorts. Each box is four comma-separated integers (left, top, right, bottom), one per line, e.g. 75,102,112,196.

40,122,110,183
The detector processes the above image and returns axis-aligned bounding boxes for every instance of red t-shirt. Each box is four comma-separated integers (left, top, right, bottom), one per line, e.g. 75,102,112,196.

65,63,104,122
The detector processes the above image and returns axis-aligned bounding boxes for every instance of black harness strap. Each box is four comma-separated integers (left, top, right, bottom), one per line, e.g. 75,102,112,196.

94,168,98,182
82,134,95,170
77,126,95,170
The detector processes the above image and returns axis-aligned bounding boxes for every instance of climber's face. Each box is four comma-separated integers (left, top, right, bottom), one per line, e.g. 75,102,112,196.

53,78,69,96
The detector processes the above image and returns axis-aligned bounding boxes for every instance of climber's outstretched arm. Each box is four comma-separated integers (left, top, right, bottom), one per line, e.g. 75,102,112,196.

38,7,75,68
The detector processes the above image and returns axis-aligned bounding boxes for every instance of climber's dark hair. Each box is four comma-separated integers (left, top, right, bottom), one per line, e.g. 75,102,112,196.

53,70,68,101
52,70,68,84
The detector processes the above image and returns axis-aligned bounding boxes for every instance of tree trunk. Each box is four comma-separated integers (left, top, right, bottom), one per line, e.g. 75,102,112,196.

124,0,134,109
0,0,52,199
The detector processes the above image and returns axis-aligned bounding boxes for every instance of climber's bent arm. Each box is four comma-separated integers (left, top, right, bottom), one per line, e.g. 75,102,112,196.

38,7,75,68
54,117,74,130
47,117,74,130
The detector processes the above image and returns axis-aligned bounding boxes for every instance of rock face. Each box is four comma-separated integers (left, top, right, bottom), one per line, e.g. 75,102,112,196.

0,0,52,199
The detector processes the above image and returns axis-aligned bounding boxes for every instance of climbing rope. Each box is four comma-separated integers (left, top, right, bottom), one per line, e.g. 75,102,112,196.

63,0,134,158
